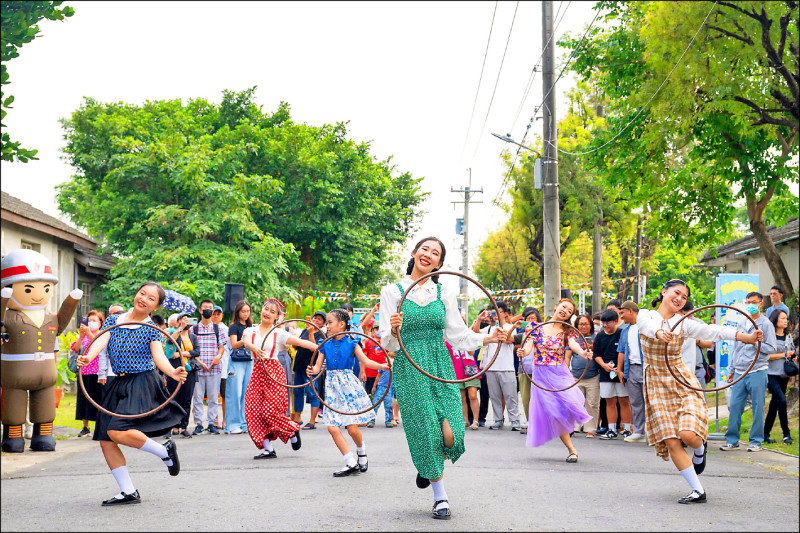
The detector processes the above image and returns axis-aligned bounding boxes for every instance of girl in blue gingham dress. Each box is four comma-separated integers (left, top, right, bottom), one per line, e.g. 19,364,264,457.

307,309,390,477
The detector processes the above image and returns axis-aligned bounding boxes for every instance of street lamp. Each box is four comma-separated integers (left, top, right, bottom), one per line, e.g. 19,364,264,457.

491,133,542,158
492,133,543,189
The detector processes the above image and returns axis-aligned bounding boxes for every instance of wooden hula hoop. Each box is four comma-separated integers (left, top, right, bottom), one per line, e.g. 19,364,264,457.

78,321,185,419
307,330,393,416
395,270,504,384
665,304,762,393
259,319,326,389
517,320,591,392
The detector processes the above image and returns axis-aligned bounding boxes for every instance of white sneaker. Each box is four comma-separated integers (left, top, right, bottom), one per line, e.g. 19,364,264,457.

746,444,763,452
623,432,646,443
230,428,243,435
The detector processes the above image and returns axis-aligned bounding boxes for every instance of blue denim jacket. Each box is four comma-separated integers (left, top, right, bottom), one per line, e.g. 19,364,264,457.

620,324,643,380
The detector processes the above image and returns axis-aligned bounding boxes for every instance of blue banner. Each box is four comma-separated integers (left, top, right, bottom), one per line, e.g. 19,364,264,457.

715,273,759,386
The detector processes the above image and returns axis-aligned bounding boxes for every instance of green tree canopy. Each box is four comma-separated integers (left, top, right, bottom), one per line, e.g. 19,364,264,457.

56,89,425,308
1,0,74,162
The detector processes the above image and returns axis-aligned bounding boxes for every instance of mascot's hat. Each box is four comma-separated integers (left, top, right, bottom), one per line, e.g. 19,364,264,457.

1,249,59,287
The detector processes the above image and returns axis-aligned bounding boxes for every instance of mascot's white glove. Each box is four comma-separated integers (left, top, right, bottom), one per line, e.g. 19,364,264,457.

69,288,84,300
1,287,12,299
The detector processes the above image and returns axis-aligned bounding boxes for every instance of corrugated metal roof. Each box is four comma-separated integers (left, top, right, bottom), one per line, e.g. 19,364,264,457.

1,190,95,243
700,217,799,263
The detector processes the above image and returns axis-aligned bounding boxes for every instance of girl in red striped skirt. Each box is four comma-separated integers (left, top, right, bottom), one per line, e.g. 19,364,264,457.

242,299,321,459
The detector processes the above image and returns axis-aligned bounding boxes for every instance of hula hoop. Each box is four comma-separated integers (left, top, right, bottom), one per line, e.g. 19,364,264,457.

395,270,504,384
259,319,326,389
517,320,591,392
307,330,393,416
78,321,185,419
665,304,762,393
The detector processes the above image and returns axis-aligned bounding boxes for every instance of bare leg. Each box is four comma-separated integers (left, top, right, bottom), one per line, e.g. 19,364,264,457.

619,397,632,425
82,419,89,429
442,418,454,449
392,399,400,422
346,424,363,448
100,440,127,470
665,436,692,470
309,406,319,424
107,429,147,449
679,429,703,450
559,432,577,455
460,390,468,424
467,387,480,423
606,396,619,427
328,425,350,455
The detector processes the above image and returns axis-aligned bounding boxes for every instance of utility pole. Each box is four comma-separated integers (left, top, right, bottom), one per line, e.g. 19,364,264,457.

592,207,603,314
452,169,483,318
542,0,561,317
633,216,643,303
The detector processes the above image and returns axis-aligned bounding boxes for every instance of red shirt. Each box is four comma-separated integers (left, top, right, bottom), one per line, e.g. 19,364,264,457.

363,338,386,377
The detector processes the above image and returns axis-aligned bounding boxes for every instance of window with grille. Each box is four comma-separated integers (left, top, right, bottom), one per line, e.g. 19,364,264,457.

20,241,41,252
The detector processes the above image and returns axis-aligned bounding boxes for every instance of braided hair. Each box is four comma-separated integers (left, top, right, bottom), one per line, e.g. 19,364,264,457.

651,279,691,308
329,308,351,331
406,236,446,284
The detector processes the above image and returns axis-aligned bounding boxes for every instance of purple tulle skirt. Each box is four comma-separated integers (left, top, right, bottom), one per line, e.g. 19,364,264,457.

526,364,592,448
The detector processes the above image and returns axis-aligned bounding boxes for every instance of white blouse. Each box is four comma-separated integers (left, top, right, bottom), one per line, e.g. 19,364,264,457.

379,276,485,353
243,325,291,360
637,309,736,343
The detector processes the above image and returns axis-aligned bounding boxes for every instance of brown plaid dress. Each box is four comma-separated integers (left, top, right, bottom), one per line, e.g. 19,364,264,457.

640,323,707,461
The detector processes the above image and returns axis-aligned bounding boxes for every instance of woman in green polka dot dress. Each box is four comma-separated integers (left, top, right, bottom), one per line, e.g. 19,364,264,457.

379,237,506,520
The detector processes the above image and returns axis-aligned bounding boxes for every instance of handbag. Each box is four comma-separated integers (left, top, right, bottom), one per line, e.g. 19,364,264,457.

459,351,479,377
67,351,79,374
230,347,252,362
784,357,799,377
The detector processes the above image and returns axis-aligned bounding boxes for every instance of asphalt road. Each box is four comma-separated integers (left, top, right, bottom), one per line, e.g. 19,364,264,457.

1,411,798,532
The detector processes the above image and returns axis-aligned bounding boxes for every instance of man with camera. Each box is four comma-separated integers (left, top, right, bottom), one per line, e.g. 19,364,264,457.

473,301,521,431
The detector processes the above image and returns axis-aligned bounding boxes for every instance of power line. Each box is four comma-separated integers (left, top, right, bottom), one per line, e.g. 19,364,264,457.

508,0,571,134
546,1,718,157
459,2,499,163
469,1,521,166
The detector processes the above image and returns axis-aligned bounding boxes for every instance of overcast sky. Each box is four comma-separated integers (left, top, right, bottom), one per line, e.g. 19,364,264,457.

1,1,597,287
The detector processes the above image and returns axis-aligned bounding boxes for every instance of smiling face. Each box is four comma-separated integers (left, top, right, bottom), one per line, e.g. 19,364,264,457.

9,280,53,309
552,300,575,322
661,284,689,314
260,302,280,325
620,308,637,324
602,320,618,335
412,239,443,275
576,316,592,336
311,315,325,329
133,285,161,314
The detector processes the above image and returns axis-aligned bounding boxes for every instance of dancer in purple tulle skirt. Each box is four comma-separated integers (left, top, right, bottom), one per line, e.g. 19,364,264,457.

518,298,593,463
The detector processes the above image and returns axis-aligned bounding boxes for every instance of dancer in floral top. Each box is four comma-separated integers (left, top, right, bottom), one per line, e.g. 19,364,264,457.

517,298,593,463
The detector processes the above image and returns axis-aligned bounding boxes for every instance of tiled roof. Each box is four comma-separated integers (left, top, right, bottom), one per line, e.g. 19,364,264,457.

1,190,95,243
700,217,799,262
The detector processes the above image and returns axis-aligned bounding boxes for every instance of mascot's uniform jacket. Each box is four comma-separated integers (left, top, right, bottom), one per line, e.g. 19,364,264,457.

1,293,80,426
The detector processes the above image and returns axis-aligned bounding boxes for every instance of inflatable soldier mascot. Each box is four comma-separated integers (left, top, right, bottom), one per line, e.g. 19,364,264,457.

1,249,82,452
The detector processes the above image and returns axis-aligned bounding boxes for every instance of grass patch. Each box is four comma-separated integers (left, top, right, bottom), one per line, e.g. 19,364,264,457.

54,389,86,432
709,404,799,456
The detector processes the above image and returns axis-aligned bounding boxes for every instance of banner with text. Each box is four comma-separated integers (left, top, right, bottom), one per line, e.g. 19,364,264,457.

715,273,760,386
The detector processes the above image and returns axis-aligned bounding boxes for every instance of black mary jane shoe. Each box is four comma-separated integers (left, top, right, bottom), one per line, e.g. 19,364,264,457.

677,490,707,504
101,490,141,506
163,439,180,476
416,472,431,489
333,464,361,477
357,453,368,472
432,500,451,520
291,431,302,451
253,450,277,460
693,441,707,475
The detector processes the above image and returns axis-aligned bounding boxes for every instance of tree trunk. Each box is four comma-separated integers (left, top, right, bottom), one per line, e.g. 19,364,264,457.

747,196,794,295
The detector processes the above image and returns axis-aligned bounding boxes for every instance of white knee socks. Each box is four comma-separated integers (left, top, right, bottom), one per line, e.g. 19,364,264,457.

262,439,274,452
111,466,135,495
679,465,704,493
692,443,705,464
140,438,171,466
290,433,298,444
357,445,367,465
431,479,449,509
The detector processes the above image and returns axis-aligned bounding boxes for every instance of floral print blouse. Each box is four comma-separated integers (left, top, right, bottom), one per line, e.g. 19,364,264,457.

524,323,577,366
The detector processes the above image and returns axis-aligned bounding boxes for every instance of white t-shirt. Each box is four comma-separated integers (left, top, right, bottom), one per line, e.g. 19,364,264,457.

479,324,515,371
243,325,291,360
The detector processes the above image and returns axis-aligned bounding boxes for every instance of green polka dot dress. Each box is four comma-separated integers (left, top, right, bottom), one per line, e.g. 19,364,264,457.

394,282,465,480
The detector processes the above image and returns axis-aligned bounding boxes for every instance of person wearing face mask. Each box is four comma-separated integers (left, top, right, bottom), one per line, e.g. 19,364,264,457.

191,300,227,435
637,279,762,505
73,309,106,437
719,292,778,453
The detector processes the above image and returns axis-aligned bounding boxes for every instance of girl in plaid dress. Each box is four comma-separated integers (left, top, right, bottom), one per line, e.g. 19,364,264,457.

637,279,762,504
